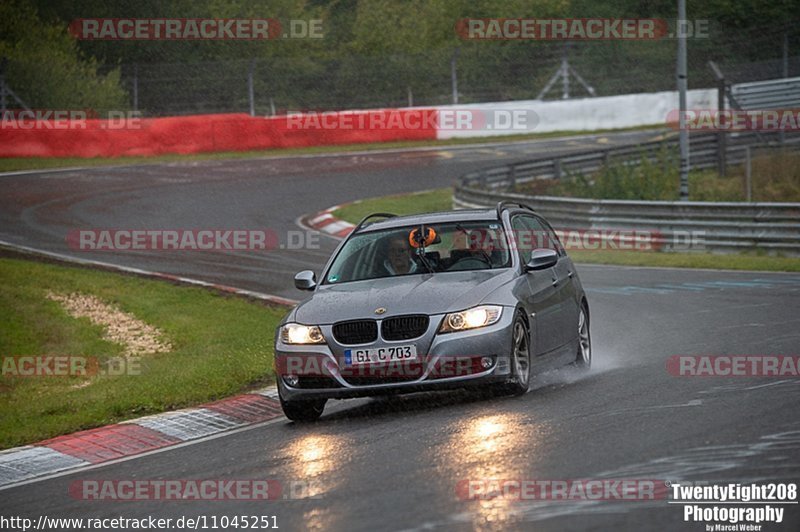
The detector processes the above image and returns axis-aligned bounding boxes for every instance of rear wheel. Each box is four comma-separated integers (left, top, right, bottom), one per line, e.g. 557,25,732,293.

494,312,531,396
279,392,326,422
574,303,591,369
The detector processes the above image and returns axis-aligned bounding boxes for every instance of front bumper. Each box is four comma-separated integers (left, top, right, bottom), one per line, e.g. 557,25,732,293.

274,308,515,402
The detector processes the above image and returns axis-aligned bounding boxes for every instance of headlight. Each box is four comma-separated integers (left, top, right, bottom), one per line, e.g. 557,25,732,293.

439,305,502,333
280,323,326,344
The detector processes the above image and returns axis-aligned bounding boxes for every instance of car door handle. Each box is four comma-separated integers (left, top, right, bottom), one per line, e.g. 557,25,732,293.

551,278,559,287
568,270,574,278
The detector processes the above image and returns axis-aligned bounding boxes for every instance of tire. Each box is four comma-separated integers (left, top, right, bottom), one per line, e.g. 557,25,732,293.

574,302,591,370
279,393,326,422
494,312,531,396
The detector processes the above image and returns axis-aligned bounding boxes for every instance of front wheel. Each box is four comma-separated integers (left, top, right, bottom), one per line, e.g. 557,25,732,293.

574,303,591,370
494,313,531,396
279,393,326,422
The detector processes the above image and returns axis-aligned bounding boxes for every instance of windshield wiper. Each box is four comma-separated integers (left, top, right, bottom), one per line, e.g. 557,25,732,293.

455,223,493,268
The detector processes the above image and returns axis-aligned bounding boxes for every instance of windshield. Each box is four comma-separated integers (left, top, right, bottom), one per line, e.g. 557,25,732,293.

323,221,511,285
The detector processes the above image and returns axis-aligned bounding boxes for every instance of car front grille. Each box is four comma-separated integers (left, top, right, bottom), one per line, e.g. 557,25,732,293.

381,315,430,341
332,319,378,345
341,361,424,386
342,374,422,386
295,376,341,389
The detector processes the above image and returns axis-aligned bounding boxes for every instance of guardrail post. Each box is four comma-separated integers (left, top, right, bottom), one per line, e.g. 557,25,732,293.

508,166,516,191
0,58,6,114
716,78,726,176
784,32,790,78
450,48,459,105
745,147,752,202
677,0,690,200
708,61,726,176
133,63,139,112
554,159,562,180
248,59,256,117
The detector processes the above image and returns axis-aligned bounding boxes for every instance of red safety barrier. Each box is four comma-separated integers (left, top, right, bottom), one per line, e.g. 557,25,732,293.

0,109,438,158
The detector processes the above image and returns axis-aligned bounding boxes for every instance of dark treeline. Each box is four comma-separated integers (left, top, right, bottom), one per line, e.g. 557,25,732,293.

2,0,799,114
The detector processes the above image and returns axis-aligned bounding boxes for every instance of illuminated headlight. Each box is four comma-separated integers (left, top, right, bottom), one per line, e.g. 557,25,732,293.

439,305,502,333
280,323,326,344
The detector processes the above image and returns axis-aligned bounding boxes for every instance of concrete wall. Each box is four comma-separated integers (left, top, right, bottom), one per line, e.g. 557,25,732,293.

435,88,717,139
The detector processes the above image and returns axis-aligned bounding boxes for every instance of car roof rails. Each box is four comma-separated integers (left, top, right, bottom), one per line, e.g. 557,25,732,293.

353,212,397,232
495,201,535,219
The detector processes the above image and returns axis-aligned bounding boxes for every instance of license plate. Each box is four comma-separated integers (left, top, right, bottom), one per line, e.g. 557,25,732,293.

345,345,417,365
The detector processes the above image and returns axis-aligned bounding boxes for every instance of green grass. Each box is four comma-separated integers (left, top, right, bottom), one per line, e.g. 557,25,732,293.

0,124,663,173
331,189,800,272
567,250,800,272
529,147,800,202
334,189,453,223
0,257,286,449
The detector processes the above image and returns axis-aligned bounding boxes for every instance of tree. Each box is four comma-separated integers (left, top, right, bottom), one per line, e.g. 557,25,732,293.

0,0,127,112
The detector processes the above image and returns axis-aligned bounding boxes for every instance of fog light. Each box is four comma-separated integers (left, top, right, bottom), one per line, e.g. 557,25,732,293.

283,375,300,387
480,356,493,369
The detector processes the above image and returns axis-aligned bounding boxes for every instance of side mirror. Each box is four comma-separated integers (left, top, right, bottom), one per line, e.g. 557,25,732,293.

525,248,558,271
294,270,317,291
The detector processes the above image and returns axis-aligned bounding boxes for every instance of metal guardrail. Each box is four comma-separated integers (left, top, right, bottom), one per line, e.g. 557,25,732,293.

454,131,800,255
731,76,800,110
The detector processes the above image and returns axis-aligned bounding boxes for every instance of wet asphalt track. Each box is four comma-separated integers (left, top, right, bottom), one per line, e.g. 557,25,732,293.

1,130,799,531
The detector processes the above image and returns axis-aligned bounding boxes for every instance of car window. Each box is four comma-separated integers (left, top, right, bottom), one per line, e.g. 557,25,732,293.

535,216,566,257
511,214,554,262
323,221,512,284
510,215,530,262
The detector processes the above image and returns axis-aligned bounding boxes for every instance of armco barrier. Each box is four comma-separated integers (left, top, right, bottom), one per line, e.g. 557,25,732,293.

0,110,438,158
454,132,800,255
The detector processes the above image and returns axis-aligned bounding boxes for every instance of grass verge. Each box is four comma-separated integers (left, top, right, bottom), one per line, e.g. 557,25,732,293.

331,189,800,272
523,146,800,202
0,125,662,173
334,189,452,223
566,250,800,272
0,257,286,449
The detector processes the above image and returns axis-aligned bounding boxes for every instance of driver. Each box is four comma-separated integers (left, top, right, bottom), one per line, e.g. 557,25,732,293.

383,235,418,276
